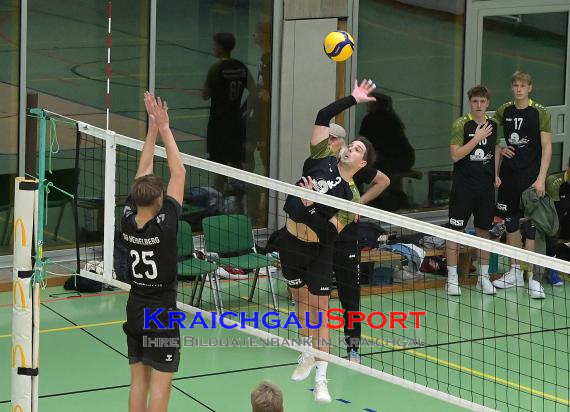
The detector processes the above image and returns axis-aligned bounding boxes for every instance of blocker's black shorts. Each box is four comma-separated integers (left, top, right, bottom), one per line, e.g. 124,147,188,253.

124,306,180,373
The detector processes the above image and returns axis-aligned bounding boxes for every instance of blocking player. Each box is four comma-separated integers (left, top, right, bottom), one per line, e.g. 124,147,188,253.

122,92,186,412
280,79,376,403
493,71,552,299
446,85,501,296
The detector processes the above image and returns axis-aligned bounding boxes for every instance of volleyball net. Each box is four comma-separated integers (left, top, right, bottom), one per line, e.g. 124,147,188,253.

25,109,570,411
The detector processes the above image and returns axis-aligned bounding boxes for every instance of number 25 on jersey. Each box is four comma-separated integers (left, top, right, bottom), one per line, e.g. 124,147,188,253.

131,250,158,279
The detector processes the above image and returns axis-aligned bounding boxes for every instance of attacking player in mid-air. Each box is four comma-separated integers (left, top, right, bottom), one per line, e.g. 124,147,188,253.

280,79,376,403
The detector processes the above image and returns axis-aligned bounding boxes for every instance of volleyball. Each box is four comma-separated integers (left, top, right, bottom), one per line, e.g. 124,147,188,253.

323,31,355,62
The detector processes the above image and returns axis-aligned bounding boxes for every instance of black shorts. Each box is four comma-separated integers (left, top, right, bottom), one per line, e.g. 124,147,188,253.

448,181,495,231
497,166,537,218
279,229,333,296
124,307,180,373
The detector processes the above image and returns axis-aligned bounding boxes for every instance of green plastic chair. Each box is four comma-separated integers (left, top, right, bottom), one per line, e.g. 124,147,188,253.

202,214,278,310
177,219,222,312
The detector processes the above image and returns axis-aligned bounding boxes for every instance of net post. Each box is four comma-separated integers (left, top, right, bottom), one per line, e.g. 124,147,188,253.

103,131,117,280
11,178,40,412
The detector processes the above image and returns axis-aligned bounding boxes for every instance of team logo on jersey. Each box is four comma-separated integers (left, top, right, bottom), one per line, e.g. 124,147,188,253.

156,213,165,224
469,148,492,162
124,205,133,218
312,177,342,194
496,203,507,211
508,132,529,146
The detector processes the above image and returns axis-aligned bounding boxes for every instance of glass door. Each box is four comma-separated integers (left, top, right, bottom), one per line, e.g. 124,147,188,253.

465,0,570,171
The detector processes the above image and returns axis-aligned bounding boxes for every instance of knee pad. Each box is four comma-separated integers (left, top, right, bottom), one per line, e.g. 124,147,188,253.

504,214,521,233
520,220,536,240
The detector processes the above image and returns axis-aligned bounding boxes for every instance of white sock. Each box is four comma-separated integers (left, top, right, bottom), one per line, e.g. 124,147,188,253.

480,265,489,278
448,266,458,282
305,341,315,358
511,264,522,277
315,361,328,381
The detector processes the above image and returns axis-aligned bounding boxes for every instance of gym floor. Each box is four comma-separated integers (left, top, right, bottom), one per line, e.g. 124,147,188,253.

2,275,569,411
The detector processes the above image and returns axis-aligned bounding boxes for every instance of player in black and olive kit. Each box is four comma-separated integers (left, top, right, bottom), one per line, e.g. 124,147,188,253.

122,92,186,412
280,79,377,403
446,86,501,296
493,71,552,299
328,127,390,362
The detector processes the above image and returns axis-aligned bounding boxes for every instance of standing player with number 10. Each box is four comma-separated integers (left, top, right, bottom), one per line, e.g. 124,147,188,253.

446,86,501,296
122,92,186,412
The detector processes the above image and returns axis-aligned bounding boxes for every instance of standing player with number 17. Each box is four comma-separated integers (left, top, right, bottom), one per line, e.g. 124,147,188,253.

121,92,186,412
493,71,552,299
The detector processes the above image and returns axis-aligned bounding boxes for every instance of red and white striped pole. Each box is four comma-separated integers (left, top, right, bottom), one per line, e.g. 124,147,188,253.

106,1,112,131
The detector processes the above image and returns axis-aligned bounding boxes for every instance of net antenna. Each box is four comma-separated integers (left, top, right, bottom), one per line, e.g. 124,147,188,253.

106,1,112,131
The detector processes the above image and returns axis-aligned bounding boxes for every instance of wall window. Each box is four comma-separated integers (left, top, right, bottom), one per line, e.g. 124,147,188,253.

0,0,20,256
482,13,567,108
156,0,273,175
26,0,149,251
156,0,273,226
356,0,465,211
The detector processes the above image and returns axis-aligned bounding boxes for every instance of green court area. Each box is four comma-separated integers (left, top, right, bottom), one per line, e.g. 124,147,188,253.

2,275,570,411
2,284,472,412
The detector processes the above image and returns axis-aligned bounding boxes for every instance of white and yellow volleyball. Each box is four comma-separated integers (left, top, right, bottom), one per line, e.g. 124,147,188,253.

323,31,355,62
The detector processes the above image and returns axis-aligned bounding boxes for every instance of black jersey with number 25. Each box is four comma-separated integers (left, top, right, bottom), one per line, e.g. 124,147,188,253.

121,195,182,308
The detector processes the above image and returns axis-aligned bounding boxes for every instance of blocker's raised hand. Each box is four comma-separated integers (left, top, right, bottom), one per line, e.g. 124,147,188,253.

145,92,170,129
143,91,157,125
